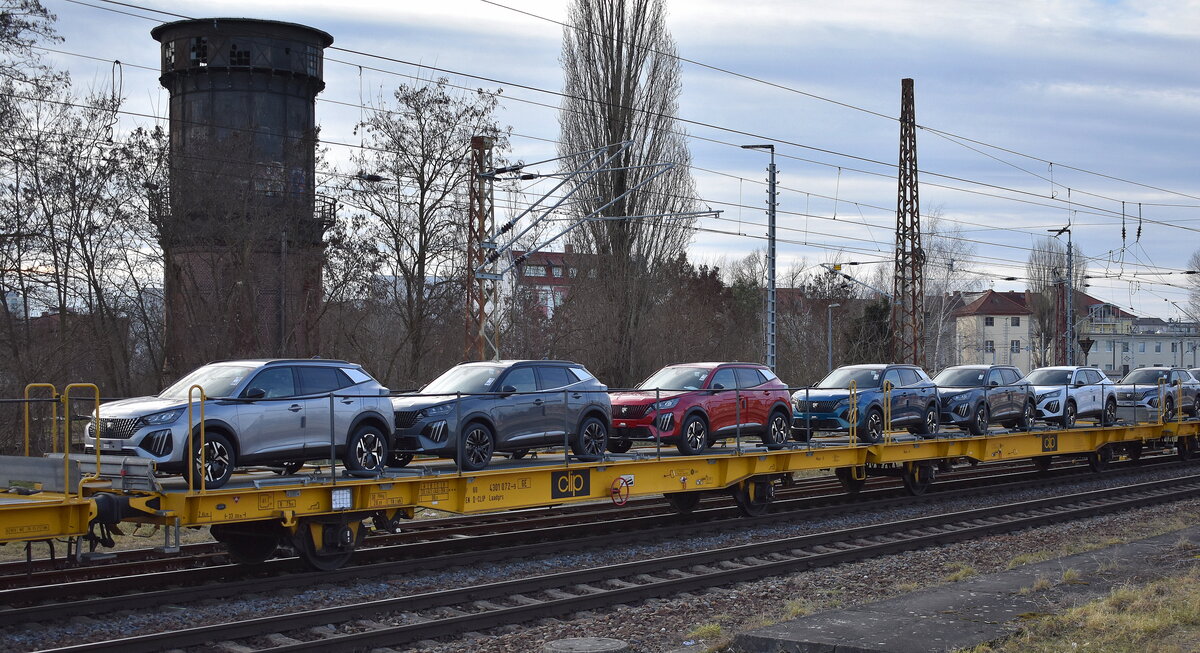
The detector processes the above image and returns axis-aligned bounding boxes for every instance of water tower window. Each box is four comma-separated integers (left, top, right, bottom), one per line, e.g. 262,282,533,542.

229,43,251,66
304,45,318,76
189,37,208,66
164,40,176,69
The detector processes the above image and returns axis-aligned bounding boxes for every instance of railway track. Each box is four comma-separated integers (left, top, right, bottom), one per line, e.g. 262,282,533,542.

28,472,1200,653
0,458,1040,588
0,456,1189,625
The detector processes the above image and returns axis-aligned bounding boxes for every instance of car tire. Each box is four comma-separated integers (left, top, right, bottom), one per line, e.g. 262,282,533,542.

191,431,235,489
607,438,632,454
1163,397,1176,423
677,414,708,455
911,403,938,436
1060,400,1077,429
1101,397,1117,427
345,425,388,473
1018,401,1035,431
968,403,989,436
761,410,790,450
387,451,414,468
457,422,495,471
861,408,884,444
571,416,607,462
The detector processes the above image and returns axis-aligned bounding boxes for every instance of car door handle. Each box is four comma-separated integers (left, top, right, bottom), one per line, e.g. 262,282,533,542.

534,399,544,406
288,404,302,412
339,399,354,405
572,393,583,399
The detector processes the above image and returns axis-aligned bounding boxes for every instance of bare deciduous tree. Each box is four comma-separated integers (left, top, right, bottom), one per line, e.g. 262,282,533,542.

330,80,508,387
558,0,696,385
1026,236,1086,366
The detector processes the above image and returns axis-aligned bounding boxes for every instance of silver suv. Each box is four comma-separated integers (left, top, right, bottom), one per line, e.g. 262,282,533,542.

82,359,394,488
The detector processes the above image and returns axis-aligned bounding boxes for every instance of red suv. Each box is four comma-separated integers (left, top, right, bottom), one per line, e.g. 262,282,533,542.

609,362,793,455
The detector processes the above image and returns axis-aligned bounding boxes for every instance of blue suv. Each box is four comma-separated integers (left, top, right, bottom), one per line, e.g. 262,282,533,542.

792,364,938,443
391,360,611,471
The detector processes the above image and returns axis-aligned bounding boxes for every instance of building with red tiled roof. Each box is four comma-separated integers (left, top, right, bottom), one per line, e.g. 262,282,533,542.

954,290,1036,372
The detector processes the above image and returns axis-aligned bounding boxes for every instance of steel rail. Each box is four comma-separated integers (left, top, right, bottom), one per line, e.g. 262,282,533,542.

1,457,1187,625
0,458,1036,589
36,474,1200,653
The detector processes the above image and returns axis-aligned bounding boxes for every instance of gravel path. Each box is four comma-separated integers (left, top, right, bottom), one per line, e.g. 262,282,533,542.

6,464,1200,652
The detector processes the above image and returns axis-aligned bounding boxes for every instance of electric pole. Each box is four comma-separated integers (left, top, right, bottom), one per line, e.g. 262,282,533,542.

742,143,778,370
891,78,925,367
466,135,499,361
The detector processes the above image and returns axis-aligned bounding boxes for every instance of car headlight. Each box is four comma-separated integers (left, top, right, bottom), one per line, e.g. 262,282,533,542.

1037,390,1061,402
651,398,680,411
139,409,183,426
834,398,850,408
951,392,971,402
418,403,454,418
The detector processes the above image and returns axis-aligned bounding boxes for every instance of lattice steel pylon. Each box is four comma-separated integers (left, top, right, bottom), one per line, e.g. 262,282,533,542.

466,135,500,361
891,78,926,367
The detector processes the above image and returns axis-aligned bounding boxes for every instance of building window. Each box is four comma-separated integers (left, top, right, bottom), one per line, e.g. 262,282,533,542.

524,265,546,277
1105,340,1114,352
551,266,563,278
1010,339,1021,353
984,317,994,327
1172,343,1178,353
1156,342,1162,353
1010,316,1020,327
1122,342,1129,353
569,267,578,278
984,340,995,353
1139,342,1146,353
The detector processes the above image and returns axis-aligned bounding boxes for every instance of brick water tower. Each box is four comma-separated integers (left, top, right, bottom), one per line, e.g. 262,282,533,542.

151,18,334,377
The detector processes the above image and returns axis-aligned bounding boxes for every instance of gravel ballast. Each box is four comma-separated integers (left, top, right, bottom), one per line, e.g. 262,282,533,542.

5,464,1200,652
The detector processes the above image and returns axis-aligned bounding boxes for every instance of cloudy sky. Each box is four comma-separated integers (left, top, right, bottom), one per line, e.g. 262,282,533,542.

45,0,1200,319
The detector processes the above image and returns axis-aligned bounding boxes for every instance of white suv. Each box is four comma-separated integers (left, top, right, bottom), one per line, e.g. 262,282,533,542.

83,359,394,488
1024,366,1117,428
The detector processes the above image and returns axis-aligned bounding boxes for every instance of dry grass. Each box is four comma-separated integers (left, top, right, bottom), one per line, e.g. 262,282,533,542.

945,562,978,582
983,569,1200,652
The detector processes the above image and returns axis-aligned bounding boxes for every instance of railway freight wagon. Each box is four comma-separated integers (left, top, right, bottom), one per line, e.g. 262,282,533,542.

2,379,1199,570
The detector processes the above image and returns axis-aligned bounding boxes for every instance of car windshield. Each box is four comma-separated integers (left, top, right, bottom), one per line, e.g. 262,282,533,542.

817,367,883,389
934,368,987,387
1026,369,1072,385
1121,369,1170,384
639,367,710,391
159,364,256,400
421,365,505,395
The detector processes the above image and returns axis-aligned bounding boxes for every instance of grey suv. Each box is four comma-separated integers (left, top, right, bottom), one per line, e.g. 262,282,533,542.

82,359,394,488
391,360,611,471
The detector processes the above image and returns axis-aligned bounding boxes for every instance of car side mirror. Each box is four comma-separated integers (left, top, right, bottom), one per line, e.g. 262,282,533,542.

500,385,517,396
989,380,1000,386
1173,379,1182,387
1075,380,1087,387
710,383,725,392
245,387,267,400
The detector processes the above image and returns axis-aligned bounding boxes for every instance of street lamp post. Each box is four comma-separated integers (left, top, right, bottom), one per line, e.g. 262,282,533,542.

827,303,841,372
742,144,777,369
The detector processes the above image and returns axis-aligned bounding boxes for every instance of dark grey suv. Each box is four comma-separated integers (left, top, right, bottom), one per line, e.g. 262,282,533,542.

83,359,394,488
391,360,611,471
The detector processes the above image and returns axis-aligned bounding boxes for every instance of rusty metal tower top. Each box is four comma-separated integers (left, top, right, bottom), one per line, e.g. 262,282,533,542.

891,78,925,367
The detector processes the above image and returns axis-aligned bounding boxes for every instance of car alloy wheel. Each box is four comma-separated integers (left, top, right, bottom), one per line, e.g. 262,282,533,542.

1062,402,1076,429
572,417,607,461
763,412,789,450
971,404,989,435
349,427,386,471
1103,398,1117,426
864,409,884,443
677,415,708,455
461,424,495,471
193,433,234,489
1021,402,1035,431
